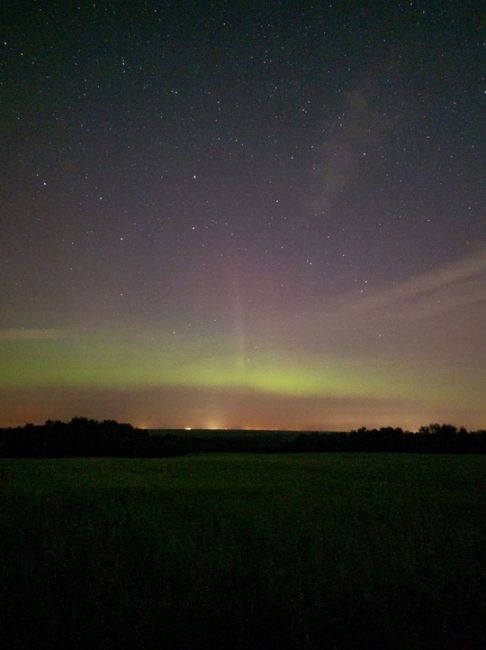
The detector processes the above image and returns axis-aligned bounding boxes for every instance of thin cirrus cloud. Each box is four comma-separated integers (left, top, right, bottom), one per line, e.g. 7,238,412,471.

288,248,486,340
0,328,69,341
338,248,486,322
308,79,394,214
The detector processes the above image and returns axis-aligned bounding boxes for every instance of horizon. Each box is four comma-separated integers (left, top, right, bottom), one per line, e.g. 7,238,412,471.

2,418,480,434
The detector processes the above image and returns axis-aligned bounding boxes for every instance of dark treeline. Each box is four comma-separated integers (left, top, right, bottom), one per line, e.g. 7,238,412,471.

284,424,486,455
177,424,486,455
0,419,485,457
0,418,191,458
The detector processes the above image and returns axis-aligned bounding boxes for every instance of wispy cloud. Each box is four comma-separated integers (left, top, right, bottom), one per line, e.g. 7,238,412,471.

281,249,486,344
337,249,486,323
0,328,69,341
309,80,391,213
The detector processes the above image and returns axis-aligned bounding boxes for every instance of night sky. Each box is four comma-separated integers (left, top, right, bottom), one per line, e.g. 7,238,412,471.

1,2,484,430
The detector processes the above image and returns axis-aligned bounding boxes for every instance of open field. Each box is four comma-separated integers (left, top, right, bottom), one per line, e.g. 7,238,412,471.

1,454,485,649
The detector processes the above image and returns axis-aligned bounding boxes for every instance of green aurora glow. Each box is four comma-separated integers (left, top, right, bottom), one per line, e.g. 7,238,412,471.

1,332,481,413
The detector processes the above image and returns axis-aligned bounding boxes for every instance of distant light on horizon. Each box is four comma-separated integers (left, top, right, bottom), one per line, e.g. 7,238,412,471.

207,422,224,431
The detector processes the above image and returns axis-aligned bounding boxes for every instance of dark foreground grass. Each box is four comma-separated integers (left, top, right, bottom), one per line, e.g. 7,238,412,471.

0,454,485,649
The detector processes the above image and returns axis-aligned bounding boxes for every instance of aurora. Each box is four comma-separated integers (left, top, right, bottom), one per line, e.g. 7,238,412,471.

0,3,483,430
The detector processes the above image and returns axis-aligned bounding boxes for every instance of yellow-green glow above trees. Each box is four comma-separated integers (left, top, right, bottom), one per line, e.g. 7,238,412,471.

1,250,485,428
0,327,483,426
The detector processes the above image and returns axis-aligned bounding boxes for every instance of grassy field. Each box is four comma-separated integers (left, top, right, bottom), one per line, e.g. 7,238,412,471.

1,454,485,649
